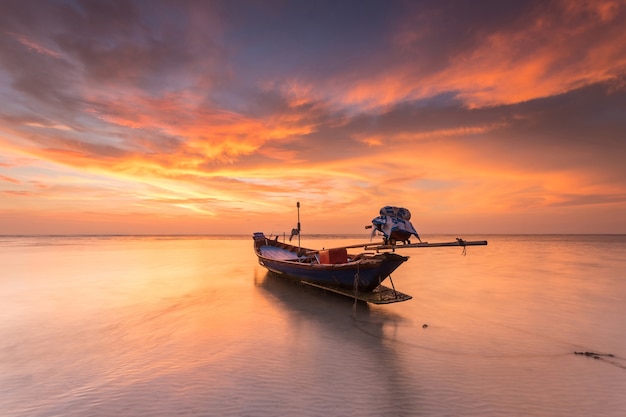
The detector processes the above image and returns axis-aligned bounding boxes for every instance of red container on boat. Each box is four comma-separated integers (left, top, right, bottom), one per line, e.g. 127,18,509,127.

318,248,348,264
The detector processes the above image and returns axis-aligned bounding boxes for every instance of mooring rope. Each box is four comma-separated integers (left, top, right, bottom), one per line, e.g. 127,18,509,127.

352,263,360,317
457,238,467,256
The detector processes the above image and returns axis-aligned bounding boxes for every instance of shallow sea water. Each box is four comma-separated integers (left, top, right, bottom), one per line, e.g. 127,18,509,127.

1,234,625,416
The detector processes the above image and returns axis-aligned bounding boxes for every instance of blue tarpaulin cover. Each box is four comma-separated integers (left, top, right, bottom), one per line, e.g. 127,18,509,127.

371,206,420,242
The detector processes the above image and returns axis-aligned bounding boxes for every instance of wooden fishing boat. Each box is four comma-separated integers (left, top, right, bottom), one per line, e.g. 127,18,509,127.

253,204,488,304
253,232,410,298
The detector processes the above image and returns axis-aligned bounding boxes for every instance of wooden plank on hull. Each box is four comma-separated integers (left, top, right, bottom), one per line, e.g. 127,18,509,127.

301,281,412,304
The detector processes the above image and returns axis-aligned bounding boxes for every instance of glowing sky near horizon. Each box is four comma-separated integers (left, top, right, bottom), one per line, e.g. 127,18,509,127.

1,0,625,235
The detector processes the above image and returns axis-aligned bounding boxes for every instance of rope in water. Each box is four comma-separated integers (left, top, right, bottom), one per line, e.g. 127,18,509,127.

352,263,360,317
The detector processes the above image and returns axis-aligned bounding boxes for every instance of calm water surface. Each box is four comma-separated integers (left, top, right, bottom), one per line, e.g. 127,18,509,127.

1,235,625,416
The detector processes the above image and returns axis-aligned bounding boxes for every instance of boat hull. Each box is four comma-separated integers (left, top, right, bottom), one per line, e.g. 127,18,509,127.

253,233,408,292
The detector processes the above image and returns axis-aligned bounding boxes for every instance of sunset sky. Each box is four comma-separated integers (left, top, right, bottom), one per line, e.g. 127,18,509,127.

1,0,625,235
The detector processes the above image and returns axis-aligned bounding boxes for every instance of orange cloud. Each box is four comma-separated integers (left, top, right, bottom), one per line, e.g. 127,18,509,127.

322,0,626,110
0,174,20,184
85,87,319,171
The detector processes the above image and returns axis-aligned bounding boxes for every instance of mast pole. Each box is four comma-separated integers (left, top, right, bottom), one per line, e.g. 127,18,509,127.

297,201,301,249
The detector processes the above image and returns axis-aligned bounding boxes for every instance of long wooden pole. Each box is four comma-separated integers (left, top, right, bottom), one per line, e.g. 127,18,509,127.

376,239,488,249
306,239,487,254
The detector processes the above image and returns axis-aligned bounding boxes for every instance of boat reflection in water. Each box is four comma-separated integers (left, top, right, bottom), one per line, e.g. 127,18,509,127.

254,268,419,415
